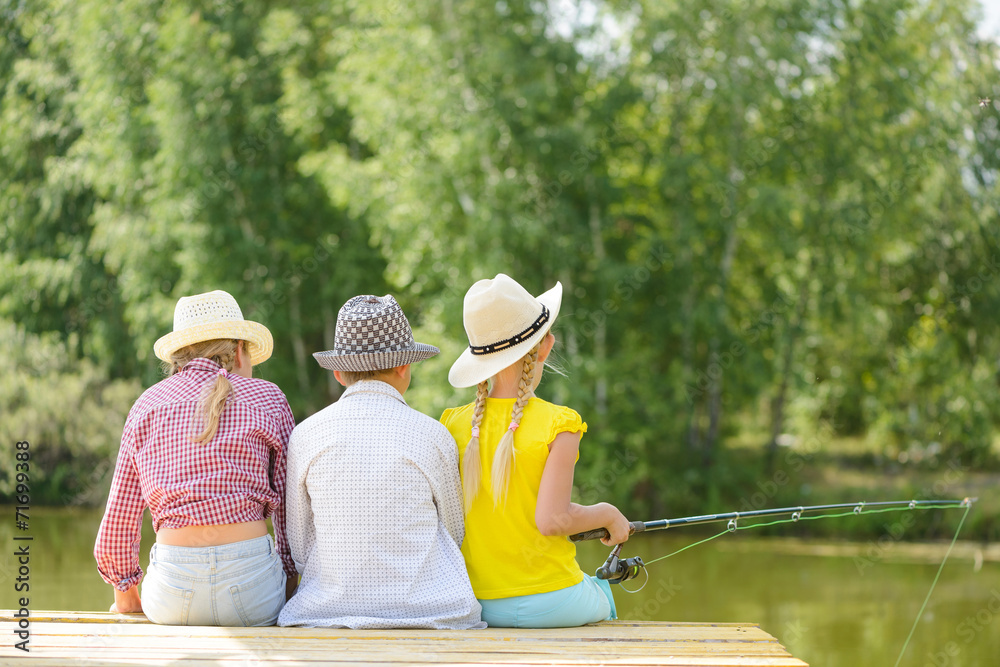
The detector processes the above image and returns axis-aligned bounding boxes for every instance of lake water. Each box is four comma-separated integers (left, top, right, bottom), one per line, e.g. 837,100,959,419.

3,506,998,666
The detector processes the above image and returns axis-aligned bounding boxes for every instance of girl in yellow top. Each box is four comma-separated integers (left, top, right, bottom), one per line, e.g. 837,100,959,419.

440,274,630,628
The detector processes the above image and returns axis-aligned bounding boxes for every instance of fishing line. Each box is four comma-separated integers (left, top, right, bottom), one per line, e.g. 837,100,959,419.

639,528,731,569
893,503,970,667
610,501,972,667
619,563,650,593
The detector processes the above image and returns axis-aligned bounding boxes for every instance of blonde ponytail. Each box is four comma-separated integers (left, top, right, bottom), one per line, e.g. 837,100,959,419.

462,381,490,511
194,372,234,444
490,343,539,508
167,338,240,445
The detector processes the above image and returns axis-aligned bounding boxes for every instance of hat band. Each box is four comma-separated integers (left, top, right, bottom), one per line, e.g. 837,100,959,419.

469,306,550,356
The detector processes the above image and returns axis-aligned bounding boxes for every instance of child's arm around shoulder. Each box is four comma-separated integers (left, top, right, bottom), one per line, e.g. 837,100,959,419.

535,430,630,546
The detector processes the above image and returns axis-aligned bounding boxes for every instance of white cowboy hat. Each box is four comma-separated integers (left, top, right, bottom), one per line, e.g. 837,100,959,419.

153,290,273,365
448,274,562,388
313,294,439,372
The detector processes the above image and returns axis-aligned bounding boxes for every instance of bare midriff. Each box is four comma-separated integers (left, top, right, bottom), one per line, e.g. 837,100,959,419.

156,520,268,547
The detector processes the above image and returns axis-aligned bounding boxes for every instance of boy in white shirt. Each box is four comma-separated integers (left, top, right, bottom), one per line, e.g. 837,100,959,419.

278,294,484,629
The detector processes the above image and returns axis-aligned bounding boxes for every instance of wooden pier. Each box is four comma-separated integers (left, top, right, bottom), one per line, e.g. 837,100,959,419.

1,610,808,665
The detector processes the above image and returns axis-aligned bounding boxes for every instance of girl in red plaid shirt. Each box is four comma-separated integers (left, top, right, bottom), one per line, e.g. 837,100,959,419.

94,290,298,625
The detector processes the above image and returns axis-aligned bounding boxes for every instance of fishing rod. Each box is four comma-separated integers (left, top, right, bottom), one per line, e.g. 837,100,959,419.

570,498,975,585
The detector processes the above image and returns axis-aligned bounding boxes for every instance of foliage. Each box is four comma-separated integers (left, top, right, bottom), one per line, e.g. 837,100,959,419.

0,320,141,504
1,0,999,531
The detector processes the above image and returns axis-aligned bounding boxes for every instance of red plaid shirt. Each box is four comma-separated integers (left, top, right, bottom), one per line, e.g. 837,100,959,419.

94,358,297,591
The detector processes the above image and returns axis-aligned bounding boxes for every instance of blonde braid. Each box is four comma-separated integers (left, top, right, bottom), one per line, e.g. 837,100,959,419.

490,343,539,508
462,381,490,511
168,339,240,445
194,346,237,444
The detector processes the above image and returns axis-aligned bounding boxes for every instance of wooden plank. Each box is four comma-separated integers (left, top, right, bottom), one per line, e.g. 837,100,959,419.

0,657,807,667
10,637,793,655
1,647,808,666
2,643,808,664
24,632,788,647
14,636,794,655
13,611,760,629
0,611,808,666
20,621,783,643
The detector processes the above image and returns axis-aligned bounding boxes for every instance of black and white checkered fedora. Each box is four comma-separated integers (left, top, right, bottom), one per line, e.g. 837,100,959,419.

312,295,439,372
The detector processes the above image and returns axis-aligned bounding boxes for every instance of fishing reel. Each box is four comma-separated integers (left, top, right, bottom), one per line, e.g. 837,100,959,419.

596,544,645,585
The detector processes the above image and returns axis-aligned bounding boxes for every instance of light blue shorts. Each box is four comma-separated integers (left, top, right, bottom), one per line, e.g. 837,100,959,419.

141,534,285,626
478,576,617,628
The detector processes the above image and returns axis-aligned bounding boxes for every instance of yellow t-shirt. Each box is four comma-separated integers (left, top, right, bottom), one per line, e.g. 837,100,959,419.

440,397,588,599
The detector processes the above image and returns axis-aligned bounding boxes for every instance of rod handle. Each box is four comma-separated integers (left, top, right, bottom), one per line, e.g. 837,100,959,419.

570,521,645,542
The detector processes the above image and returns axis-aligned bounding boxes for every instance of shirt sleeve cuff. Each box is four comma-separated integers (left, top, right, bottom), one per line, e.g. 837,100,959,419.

111,571,143,593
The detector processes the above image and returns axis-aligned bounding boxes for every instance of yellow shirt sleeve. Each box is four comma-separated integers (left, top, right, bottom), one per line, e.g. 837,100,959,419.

548,407,587,462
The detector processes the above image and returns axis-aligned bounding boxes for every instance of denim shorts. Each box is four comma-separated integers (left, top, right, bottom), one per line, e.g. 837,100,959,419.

141,534,285,626
478,576,617,628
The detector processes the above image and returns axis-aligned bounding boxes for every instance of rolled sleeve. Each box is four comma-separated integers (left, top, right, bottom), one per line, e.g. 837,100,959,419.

268,399,298,578
94,429,146,592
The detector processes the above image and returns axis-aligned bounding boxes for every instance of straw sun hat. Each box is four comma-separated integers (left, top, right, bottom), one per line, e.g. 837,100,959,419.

313,294,440,372
153,290,273,365
448,274,562,388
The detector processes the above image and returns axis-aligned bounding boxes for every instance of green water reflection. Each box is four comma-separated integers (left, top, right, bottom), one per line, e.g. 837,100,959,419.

577,535,1000,667
2,507,998,667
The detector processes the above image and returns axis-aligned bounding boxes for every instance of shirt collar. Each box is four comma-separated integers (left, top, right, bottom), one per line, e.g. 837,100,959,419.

341,380,407,405
181,357,226,375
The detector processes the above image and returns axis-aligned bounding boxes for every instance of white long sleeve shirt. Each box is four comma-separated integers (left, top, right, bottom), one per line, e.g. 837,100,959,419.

278,380,484,629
